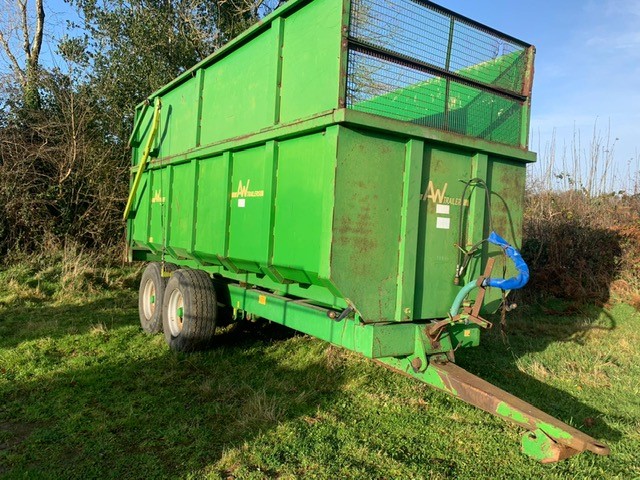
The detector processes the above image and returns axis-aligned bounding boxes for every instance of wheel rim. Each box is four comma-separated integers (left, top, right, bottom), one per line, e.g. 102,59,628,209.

167,288,184,336
142,279,156,320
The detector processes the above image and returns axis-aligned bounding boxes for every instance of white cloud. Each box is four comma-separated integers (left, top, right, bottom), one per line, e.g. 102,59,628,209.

586,31,640,50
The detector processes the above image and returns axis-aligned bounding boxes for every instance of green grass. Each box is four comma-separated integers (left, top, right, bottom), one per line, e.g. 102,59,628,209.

1,264,639,479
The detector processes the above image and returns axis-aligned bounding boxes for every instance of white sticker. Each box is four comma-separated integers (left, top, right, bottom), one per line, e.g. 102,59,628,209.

238,198,246,208
436,217,450,229
436,204,450,215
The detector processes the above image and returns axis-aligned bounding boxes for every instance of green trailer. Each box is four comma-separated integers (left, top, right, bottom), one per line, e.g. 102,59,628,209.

125,0,609,463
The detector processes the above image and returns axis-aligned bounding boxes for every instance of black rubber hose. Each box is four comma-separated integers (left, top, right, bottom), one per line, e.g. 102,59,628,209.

455,178,493,283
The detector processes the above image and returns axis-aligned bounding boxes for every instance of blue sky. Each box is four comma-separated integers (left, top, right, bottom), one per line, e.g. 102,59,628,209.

7,0,640,187
442,0,640,186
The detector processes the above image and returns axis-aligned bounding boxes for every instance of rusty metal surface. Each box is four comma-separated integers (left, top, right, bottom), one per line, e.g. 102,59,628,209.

433,361,610,456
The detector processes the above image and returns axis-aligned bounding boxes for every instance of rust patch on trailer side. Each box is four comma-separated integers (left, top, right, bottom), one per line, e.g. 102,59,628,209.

329,128,405,322
490,158,525,250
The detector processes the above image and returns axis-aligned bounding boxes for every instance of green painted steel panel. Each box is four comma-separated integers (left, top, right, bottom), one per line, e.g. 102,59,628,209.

395,138,423,320
193,154,230,265
129,0,344,166
415,147,475,318
272,132,336,284
157,81,199,158
129,124,527,321
227,145,274,272
331,127,406,321
480,157,526,312
165,160,196,258
413,147,524,317
147,167,171,252
129,174,150,250
279,0,343,122
224,283,417,359
487,158,526,250
199,28,278,145
131,105,154,160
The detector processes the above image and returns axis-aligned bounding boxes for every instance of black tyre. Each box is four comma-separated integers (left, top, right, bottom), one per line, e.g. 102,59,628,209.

138,262,177,334
211,280,234,328
162,269,217,352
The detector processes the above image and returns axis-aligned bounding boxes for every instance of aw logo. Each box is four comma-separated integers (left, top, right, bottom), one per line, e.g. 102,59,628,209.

421,181,469,207
231,179,265,199
422,181,448,203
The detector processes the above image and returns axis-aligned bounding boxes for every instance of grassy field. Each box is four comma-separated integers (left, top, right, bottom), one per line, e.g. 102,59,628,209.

1,263,639,479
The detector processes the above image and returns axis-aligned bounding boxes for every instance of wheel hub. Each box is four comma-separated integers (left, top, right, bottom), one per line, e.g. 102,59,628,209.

142,280,156,319
167,289,185,336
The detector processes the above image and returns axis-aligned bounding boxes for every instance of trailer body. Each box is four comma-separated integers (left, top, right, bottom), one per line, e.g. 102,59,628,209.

126,0,609,462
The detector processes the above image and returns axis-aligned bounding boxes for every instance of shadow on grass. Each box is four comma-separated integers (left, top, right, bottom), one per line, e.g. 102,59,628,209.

1,283,624,476
1,316,344,479
454,303,621,445
0,293,138,349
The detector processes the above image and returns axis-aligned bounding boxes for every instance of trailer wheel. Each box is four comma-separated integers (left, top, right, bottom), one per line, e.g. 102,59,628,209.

162,269,217,352
138,262,177,334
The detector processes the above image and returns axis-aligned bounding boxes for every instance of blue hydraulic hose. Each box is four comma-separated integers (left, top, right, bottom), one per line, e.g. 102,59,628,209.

483,231,529,290
449,231,529,317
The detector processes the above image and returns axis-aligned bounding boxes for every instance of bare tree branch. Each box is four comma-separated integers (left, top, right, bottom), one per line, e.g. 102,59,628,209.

18,0,31,57
30,0,44,67
0,29,26,84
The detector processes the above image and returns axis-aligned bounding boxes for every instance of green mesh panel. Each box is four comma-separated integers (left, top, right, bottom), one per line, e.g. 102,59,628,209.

347,0,531,147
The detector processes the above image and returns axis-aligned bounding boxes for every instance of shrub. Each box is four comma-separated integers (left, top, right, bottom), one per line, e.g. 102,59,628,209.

521,190,640,305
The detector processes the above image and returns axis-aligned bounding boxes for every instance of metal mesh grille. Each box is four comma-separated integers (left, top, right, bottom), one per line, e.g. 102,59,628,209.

347,0,531,147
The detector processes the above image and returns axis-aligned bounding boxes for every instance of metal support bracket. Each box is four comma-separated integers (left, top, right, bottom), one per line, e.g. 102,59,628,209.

522,428,580,464
123,97,162,221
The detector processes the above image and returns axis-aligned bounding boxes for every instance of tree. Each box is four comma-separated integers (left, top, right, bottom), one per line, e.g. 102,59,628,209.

0,59,127,253
0,0,287,256
0,0,45,109
68,0,284,145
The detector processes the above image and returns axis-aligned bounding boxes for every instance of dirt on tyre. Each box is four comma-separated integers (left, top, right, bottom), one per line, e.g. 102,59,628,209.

162,268,217,352
138,262,177,334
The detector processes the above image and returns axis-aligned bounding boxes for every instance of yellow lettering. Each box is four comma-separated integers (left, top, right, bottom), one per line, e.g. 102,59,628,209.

237,179,250,197
230,179,265,200
151,190,165,203
421,182,470,207
424,181,448,204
